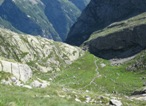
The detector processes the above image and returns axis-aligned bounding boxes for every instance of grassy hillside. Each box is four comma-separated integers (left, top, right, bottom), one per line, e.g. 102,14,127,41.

0,52,146,106
0,27,146,105
55,53,146,95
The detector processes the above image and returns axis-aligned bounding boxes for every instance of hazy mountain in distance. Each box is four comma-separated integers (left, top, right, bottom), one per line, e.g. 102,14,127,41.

0,0,90,41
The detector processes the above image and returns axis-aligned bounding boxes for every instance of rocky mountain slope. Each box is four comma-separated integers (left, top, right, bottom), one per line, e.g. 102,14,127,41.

0,0,89,41
83,13,146,59
1,45,146,106
0,0,146,105
66,0,146,45
0,28,146,105
0,28,83,85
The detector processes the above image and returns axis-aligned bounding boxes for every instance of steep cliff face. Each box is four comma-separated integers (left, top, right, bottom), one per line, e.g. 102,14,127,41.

83,13,146,59
0,0,89,41
66,0,146,45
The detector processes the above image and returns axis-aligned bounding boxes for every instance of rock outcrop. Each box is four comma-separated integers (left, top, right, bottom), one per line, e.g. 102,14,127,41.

0,59,32,82
30,79,50,88
130,87,146,101
0,0,89,41
0,28,83,72
109,99,122,106
132,87,146,95
66,0,146,45
83,13,146,59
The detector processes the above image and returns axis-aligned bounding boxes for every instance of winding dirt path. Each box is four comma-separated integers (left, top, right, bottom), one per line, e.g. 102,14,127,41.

80,56,100,89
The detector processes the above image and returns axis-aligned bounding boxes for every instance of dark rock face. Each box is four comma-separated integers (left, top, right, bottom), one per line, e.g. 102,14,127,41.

85,24,146,59
66,0,146,45
132,87,146,95
0,0,89,41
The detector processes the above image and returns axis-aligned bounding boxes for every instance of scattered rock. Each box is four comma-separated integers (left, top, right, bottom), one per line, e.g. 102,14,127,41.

62,87,69,92
85,95,91,103
130,94,146,101
30,80,50,88
143,83,146,86
75,98,81,103
1,79,12,85
110,56,135,66
132,87,146,95
30,80,42,88
22,85,32,89
43,95,50,98
109,99,122,106
101,63,106,68
1,76,22,86
85,90,89,93
58,94,66,98
49,78,53,81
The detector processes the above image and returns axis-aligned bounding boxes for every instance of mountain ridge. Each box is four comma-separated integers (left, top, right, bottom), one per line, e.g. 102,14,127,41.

0,0,90,41
0,0,146,105
66,0,146,45
83,13,146,59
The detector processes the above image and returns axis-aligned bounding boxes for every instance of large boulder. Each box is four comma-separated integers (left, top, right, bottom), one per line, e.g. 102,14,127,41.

0,59,32,82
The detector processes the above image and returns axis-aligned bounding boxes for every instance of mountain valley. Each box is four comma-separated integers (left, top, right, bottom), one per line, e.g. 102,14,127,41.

0,0,146,106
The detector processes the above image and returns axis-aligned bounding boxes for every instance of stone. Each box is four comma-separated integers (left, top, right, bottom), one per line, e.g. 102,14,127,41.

85,90,89,93
22,85,32,89
85,96,91,103
14,80,22,86
130,95,146,101
49,78,53,81
143,83,146,86
109,99,122,106
30,80,42,88
0,60,32,82
10,77,17,82
30,80,50,88
1,79,12,85
101,63,106,68
132,87,146,95
75,98,81,103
